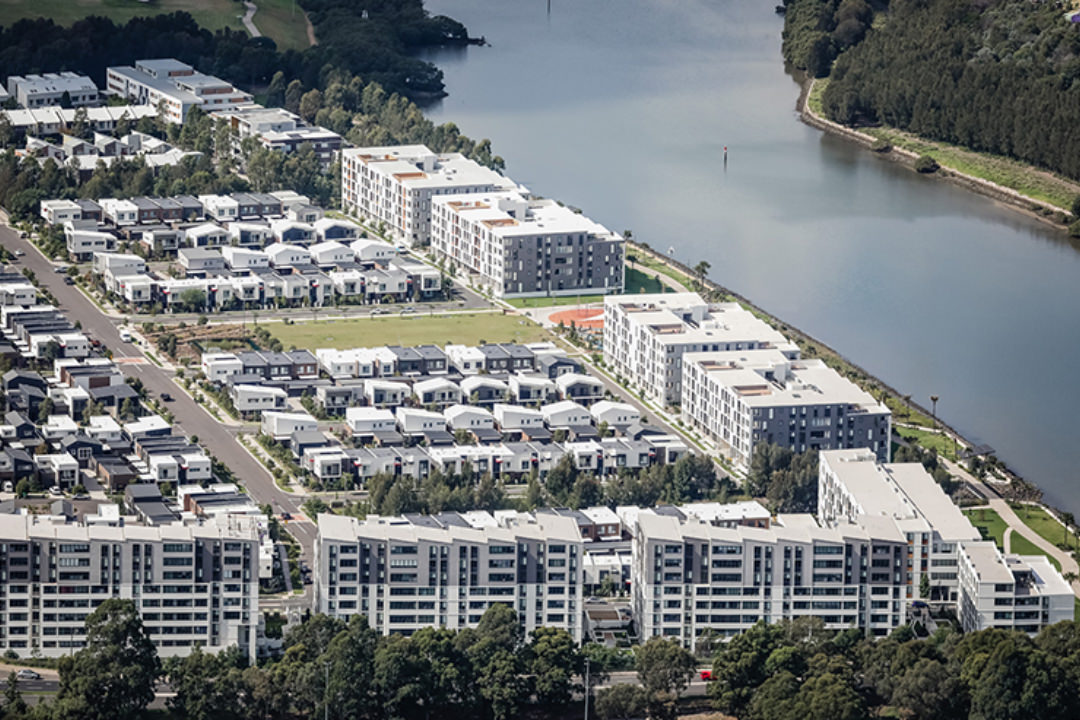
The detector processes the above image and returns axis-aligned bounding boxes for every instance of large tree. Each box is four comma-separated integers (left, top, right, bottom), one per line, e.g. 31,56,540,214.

55,599,160,720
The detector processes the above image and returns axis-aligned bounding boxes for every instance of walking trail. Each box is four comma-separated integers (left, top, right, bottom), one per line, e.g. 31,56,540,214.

242,1,262,38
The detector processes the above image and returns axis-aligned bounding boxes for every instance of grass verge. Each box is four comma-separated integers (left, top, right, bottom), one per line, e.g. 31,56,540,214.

964,507,1007,549
1010,503,1078,552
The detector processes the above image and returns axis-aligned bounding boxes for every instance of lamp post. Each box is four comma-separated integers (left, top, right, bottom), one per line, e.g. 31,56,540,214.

929,395,939,430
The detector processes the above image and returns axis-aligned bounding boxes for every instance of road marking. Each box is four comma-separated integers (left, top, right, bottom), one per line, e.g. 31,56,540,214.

113,357,149,365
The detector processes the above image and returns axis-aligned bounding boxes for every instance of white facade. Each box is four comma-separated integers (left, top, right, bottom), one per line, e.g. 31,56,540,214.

603,293,798,408
341,144,515,246
540,400,591,428
261,411,318,440
0,513,260,660
231,384,286,414
682,350,891,470
590,400,641,428
493,403,544,431
430,190,625,297
957,543,1074,634
7,72,98,108
444,404,496,431
315,512,584,641
106,60,253,124
345,407,396,435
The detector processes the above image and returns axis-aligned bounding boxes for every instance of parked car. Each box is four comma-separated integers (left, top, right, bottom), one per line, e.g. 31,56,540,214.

16,669,40,680
280,512,292,521
14,249,24,256
700,670,713,681
48,486,62,497
53,265,68,273
63,276,75,285
118,329,132,342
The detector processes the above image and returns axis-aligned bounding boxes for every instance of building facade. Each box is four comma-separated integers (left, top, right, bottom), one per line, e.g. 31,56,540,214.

430,191,624,298
0,513,260,660
341,145,515,246
316,512,584,641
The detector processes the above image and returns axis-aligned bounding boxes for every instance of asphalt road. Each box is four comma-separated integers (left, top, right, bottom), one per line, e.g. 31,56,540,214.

2,225,317,572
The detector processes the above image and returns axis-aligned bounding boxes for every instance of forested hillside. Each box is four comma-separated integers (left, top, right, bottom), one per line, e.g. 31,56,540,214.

819,0,1080,180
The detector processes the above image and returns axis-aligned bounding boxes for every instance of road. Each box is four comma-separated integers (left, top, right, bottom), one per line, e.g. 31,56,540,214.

597,670,709,698
3,226,317,572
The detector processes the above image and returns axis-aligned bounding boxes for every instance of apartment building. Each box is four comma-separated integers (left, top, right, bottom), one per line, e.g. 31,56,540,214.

341,145,515,247
213,106,343,166
817,449,978,604
429,190,624,298
957,542,1073,633
106,59,252,124
5,73,98,108
603,294,797,408
0,512,260,660
681,350,891,469
315,511,584,640
632,509,908,649
818,449,1074,635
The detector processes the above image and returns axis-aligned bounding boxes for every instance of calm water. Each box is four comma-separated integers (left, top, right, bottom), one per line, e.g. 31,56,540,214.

420,0,1080,513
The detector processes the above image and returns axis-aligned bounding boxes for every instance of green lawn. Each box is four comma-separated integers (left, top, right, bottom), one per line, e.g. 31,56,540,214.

625,266,673,295
1010,503,1078,551
0,0,311,51
1009,533,1062,572
504,295,605,309
965,507,1007,549
267,312,551,349
898,427,959,461
626,252,694,292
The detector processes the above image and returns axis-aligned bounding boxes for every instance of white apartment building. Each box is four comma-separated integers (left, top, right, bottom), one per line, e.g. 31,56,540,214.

6,72,98,108
681,350,891,469
213,106,342,165
105,59,253,124
341,145,515,247
603,293,798,408
0,512,260,660
632,509,908,649
817,449,979,604
430,191,624,298
315,511,584,641
957,542,1073,634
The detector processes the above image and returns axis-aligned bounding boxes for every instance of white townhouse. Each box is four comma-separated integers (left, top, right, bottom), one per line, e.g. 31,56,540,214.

590,400,641,429
603,293,798,408
430,190,624,298
341,144,517,247
493,403,545,433
231,384,286,415
315,511,585,641
444,404,496,432
346,407,396,437
261,411,318,441
540,400,592,429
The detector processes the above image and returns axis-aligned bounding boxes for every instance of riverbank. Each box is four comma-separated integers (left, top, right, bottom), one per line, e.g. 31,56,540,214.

799,78,1079,230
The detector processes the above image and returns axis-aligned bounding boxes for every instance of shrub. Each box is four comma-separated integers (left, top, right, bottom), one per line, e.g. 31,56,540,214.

914,154,939,173
870,138,891,153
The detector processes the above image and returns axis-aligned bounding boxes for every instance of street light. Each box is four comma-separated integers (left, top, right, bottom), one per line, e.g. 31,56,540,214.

929,395,939,430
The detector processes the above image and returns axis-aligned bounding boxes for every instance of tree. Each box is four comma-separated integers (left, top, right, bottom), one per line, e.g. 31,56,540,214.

919,573,930,599
36,396,54,424
693,260,711,290
914,155,939,174
709,621,785,717
892,658,966,720
165,647,244,720
635,637,696,699
177,288,207,313
299,89,323,123
528,627,581,709
3,670,27,719
464,604,527,720
55,599,160,720
321,614,380,720
595,684,646,720
284,80,305,114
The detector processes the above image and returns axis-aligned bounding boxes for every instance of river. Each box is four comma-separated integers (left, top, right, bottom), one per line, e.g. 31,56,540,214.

419,0,1080,514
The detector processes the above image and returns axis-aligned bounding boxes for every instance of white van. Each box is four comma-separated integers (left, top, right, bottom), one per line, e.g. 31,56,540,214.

118,329,132,343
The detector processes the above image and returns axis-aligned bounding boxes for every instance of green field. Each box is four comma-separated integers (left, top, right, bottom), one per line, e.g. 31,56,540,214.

898,427,959,460
1011,503,1078,551
504,295,605,309
624,266,673,295
0,0,311,52
268,312,551,349
965,507,1007,549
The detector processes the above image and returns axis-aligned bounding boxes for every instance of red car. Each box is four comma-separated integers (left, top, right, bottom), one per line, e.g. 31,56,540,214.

700,670,713,681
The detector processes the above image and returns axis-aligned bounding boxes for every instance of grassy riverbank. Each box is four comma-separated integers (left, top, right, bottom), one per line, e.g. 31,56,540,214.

809,79,1079,214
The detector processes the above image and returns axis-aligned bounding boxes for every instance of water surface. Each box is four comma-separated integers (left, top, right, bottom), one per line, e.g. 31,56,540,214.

420,0,1080,512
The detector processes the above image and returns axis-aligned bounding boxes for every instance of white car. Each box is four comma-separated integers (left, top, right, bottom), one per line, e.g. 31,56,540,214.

48,486,62,497
15,669,39,681
118,329,132,343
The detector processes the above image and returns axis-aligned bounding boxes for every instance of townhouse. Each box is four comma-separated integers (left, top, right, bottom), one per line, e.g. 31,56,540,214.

6,72,98,108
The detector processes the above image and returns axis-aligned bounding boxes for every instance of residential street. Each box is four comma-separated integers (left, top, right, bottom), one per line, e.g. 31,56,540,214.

1,225,317,569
